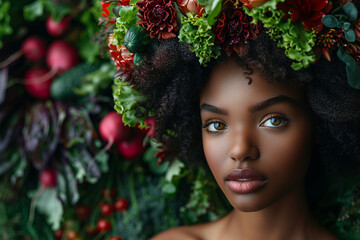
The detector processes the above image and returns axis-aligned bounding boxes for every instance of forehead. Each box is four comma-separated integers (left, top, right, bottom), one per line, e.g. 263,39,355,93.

200,59,306,107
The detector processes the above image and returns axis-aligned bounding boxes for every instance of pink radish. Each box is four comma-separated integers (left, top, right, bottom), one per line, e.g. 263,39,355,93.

28,169,57,225
0,36,46,69
46,40,79,75
93,112,131,161
99,112,130,144
24,67,53,99
117,131,145,159
46,16,71,37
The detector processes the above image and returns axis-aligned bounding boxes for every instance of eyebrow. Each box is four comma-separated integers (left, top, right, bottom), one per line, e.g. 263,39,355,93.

200,103,228,115
250,95,300,113
200,95,300,115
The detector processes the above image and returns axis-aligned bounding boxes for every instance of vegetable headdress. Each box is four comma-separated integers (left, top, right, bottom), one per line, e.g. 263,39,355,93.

99,0,360,127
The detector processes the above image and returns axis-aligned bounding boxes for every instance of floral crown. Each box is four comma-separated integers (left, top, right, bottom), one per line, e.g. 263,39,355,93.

99,0,360,127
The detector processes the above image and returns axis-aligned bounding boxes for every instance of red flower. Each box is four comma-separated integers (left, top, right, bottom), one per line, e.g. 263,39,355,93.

108,34,134,81
100,1,116,25
278,0,331,33
177,0,205,17
213,0,262,55
136,0,179,40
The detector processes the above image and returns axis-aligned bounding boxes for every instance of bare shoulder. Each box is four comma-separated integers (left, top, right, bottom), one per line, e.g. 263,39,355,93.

149,226,203,240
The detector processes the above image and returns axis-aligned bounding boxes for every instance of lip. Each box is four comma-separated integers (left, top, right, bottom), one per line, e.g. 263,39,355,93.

225,169,268,194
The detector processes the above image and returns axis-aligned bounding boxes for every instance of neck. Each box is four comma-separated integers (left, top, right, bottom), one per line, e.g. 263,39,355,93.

221,185,318,240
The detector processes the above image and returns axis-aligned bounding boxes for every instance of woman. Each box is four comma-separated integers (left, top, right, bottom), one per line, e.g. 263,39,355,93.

107,0,360,239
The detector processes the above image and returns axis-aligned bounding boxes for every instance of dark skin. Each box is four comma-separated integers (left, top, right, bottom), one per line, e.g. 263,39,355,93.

151,59,339,240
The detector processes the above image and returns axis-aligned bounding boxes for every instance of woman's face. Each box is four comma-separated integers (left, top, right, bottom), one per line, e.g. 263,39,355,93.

200,59,314,212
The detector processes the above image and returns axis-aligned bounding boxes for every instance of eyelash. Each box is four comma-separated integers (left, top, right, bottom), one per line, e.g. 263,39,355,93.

202,115,289,134
260,114,289,128
202,120,227,134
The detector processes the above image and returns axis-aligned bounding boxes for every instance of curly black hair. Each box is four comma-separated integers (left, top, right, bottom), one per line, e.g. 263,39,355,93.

132,32,360,201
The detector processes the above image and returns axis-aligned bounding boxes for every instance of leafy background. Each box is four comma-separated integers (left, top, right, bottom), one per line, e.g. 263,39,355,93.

0,0,359,240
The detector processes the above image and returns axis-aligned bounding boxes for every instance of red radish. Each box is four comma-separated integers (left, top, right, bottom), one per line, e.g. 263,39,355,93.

39,169,57,188
46,40,78,74
46,16,71,37
0,36,46,69
99,112,130,144
24,67,53,99
117,131,145,159
75,205,91,220
22,37,47,61
97,219,111,232
100,202,114,216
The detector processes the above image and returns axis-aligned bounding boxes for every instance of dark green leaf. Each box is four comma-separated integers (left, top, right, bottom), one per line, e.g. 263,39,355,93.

342,21,351,31
322,15,339,28
345,29,356,42
337,47,360,89
35,188,63,230
343,3,358,21
162,182,176,194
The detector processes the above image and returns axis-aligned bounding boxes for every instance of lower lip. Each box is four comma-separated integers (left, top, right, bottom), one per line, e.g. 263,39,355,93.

226,180,267,194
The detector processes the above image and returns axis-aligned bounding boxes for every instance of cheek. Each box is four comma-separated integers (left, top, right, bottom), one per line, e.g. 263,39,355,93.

263,125,313,183
202,134,229,181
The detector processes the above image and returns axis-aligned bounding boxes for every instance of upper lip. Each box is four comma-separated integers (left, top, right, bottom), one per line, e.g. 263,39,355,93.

225,169,267,181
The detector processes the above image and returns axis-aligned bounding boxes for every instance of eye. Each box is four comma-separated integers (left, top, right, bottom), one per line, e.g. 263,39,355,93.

203,121,227,133
261,116,288,128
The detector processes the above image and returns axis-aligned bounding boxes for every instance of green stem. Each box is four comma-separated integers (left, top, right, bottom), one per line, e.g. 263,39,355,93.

128,171,140,218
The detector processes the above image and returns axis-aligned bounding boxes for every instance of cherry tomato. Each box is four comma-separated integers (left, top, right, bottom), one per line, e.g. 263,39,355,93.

109,237,123,240
101,188,116,199
97,219,111,232
114,198,129,211
100,202,114,216
54,229,64,239
66,229,78,240
75,205,90,220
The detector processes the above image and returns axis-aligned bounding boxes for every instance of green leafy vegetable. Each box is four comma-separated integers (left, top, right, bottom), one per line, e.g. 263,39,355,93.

197,0,222,25
0,0,12,48
178,13,221,66
112,5,139,46
112,79,148,127
337,47,360,89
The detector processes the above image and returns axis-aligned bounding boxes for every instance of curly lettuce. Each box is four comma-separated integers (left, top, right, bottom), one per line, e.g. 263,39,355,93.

178,13,221,66
244,0,316,70
112,79,148,128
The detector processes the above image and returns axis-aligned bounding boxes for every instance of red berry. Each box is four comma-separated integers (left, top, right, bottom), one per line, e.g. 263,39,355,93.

97,219,111,232
39,169,57,188
66,229,78,240
100,202,114,216
75,205,90,220
54,229,64,239
101,188,116,199
109,237,123,240
114,198,129,211
144,116,156,137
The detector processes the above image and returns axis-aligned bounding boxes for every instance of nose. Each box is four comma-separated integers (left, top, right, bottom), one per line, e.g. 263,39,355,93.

229,129,260,162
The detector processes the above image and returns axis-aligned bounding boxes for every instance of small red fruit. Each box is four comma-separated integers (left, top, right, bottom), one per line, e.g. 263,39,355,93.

114,198,129,211
66,229,78,240
109,237,123,240
100,202,114,216
39,169,57,188
75,205,91,220
54,229,64,239
97,219,111,232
